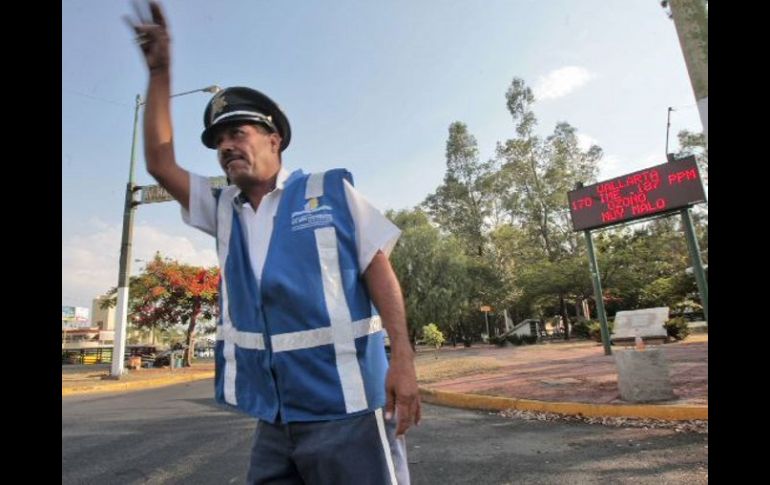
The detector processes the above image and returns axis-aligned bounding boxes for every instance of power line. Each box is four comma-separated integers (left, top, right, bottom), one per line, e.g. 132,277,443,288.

63,88,130,108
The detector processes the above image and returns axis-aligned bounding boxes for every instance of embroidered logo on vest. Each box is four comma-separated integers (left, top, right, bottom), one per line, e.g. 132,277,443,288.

291,197,333,232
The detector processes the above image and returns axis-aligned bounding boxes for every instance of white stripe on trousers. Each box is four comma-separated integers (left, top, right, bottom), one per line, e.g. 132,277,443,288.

375,408,398,485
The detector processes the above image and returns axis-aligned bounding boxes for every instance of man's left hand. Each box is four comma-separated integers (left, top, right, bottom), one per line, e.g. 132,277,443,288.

384,354,421,436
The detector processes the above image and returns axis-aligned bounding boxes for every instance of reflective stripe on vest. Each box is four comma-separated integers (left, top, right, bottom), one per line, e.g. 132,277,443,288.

314,225,369,413
216,185,242,405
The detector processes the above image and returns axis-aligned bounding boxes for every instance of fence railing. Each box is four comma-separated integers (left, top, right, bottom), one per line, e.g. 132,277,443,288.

62,347,113,365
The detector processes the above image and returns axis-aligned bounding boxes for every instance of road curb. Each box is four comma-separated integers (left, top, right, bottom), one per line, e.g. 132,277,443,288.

62,371,215,397
419,387,707,421
63,374,707,421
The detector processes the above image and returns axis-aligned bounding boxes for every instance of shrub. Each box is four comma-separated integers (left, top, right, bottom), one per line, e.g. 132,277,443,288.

588,321,614,343
572,319,593,339
489,335,508,347
665,317,690,341
422,323,445,348
522,334,538,345
507,334,522,346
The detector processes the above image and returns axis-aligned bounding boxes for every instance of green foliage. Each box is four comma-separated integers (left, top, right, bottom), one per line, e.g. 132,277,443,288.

676,129,708,185
389,208,506,345
572,319,615,342
391,76,707,345
665,317,691,341
389,210,471,340
489,335,508,347
571,319,593,339
594,221,702,315
588,321,614,343
422,323,446,349
671,299,703,317
423,121,494,257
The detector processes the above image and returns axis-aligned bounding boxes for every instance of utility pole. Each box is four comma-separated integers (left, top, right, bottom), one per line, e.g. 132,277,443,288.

110,86,221,377
665,107,674,155
110,94,142,378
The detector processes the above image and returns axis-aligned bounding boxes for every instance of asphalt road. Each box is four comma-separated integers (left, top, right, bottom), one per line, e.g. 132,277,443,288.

63,380,707,484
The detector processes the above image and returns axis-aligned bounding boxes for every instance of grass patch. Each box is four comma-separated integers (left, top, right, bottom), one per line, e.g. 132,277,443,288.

416,357,502,384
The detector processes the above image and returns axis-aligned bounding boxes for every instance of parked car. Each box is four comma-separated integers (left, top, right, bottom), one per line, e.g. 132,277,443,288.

124,344,158,358
154,344,188,367
195,347,214,358
153,350,181,367
124,345,158,368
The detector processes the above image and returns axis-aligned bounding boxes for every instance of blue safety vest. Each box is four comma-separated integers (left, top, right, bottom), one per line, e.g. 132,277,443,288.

213,169,388,423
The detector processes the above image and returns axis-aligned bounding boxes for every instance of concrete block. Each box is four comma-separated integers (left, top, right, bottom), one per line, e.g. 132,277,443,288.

614,348,676,402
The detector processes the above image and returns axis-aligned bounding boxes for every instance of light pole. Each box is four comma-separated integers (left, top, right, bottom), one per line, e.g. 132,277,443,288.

110,85,221,377
665,106,674,156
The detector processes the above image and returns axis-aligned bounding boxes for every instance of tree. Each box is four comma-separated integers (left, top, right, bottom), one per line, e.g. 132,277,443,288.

102,252,219,366
496,80,600,257
676,129,707,184
593,219,699,314
388,209,475,344
422,323,445,359
486,225,525,317
494,78,602,337
424,122,496,257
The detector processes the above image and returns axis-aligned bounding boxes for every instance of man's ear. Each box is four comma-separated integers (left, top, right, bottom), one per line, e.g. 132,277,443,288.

270,132,282,154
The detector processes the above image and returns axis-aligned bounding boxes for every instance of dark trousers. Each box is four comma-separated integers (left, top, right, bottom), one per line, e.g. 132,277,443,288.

246,408,409,485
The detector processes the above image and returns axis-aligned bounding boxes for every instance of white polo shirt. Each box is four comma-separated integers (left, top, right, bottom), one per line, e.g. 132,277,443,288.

181,168,401,287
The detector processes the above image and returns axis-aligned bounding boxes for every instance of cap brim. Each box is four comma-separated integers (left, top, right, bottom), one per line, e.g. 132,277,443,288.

201,116,279,149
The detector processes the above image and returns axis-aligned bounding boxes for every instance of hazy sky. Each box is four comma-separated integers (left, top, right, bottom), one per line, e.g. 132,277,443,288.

62,0,704,308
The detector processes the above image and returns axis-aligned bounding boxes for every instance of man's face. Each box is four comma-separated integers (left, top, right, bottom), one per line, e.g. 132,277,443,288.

214,122,282,186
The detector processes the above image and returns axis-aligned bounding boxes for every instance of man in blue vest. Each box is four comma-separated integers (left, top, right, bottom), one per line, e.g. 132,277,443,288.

127,2,420,484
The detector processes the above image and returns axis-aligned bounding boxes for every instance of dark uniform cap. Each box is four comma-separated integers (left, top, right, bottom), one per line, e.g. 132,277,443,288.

201,86,291,151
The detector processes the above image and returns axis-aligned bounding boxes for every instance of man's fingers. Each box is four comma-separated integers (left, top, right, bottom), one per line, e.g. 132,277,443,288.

384,393,395,421
126,20,156,50
131,0,150,24
126,1,165,32
123,17,154,36
122,15,139,34
395,402,413,436
149,1,167,28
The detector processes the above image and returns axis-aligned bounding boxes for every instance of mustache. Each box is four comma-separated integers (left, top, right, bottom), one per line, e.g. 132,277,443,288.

220,150,246,166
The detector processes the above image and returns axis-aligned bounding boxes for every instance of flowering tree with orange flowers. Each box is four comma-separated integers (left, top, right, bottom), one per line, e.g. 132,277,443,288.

103,252,219,366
